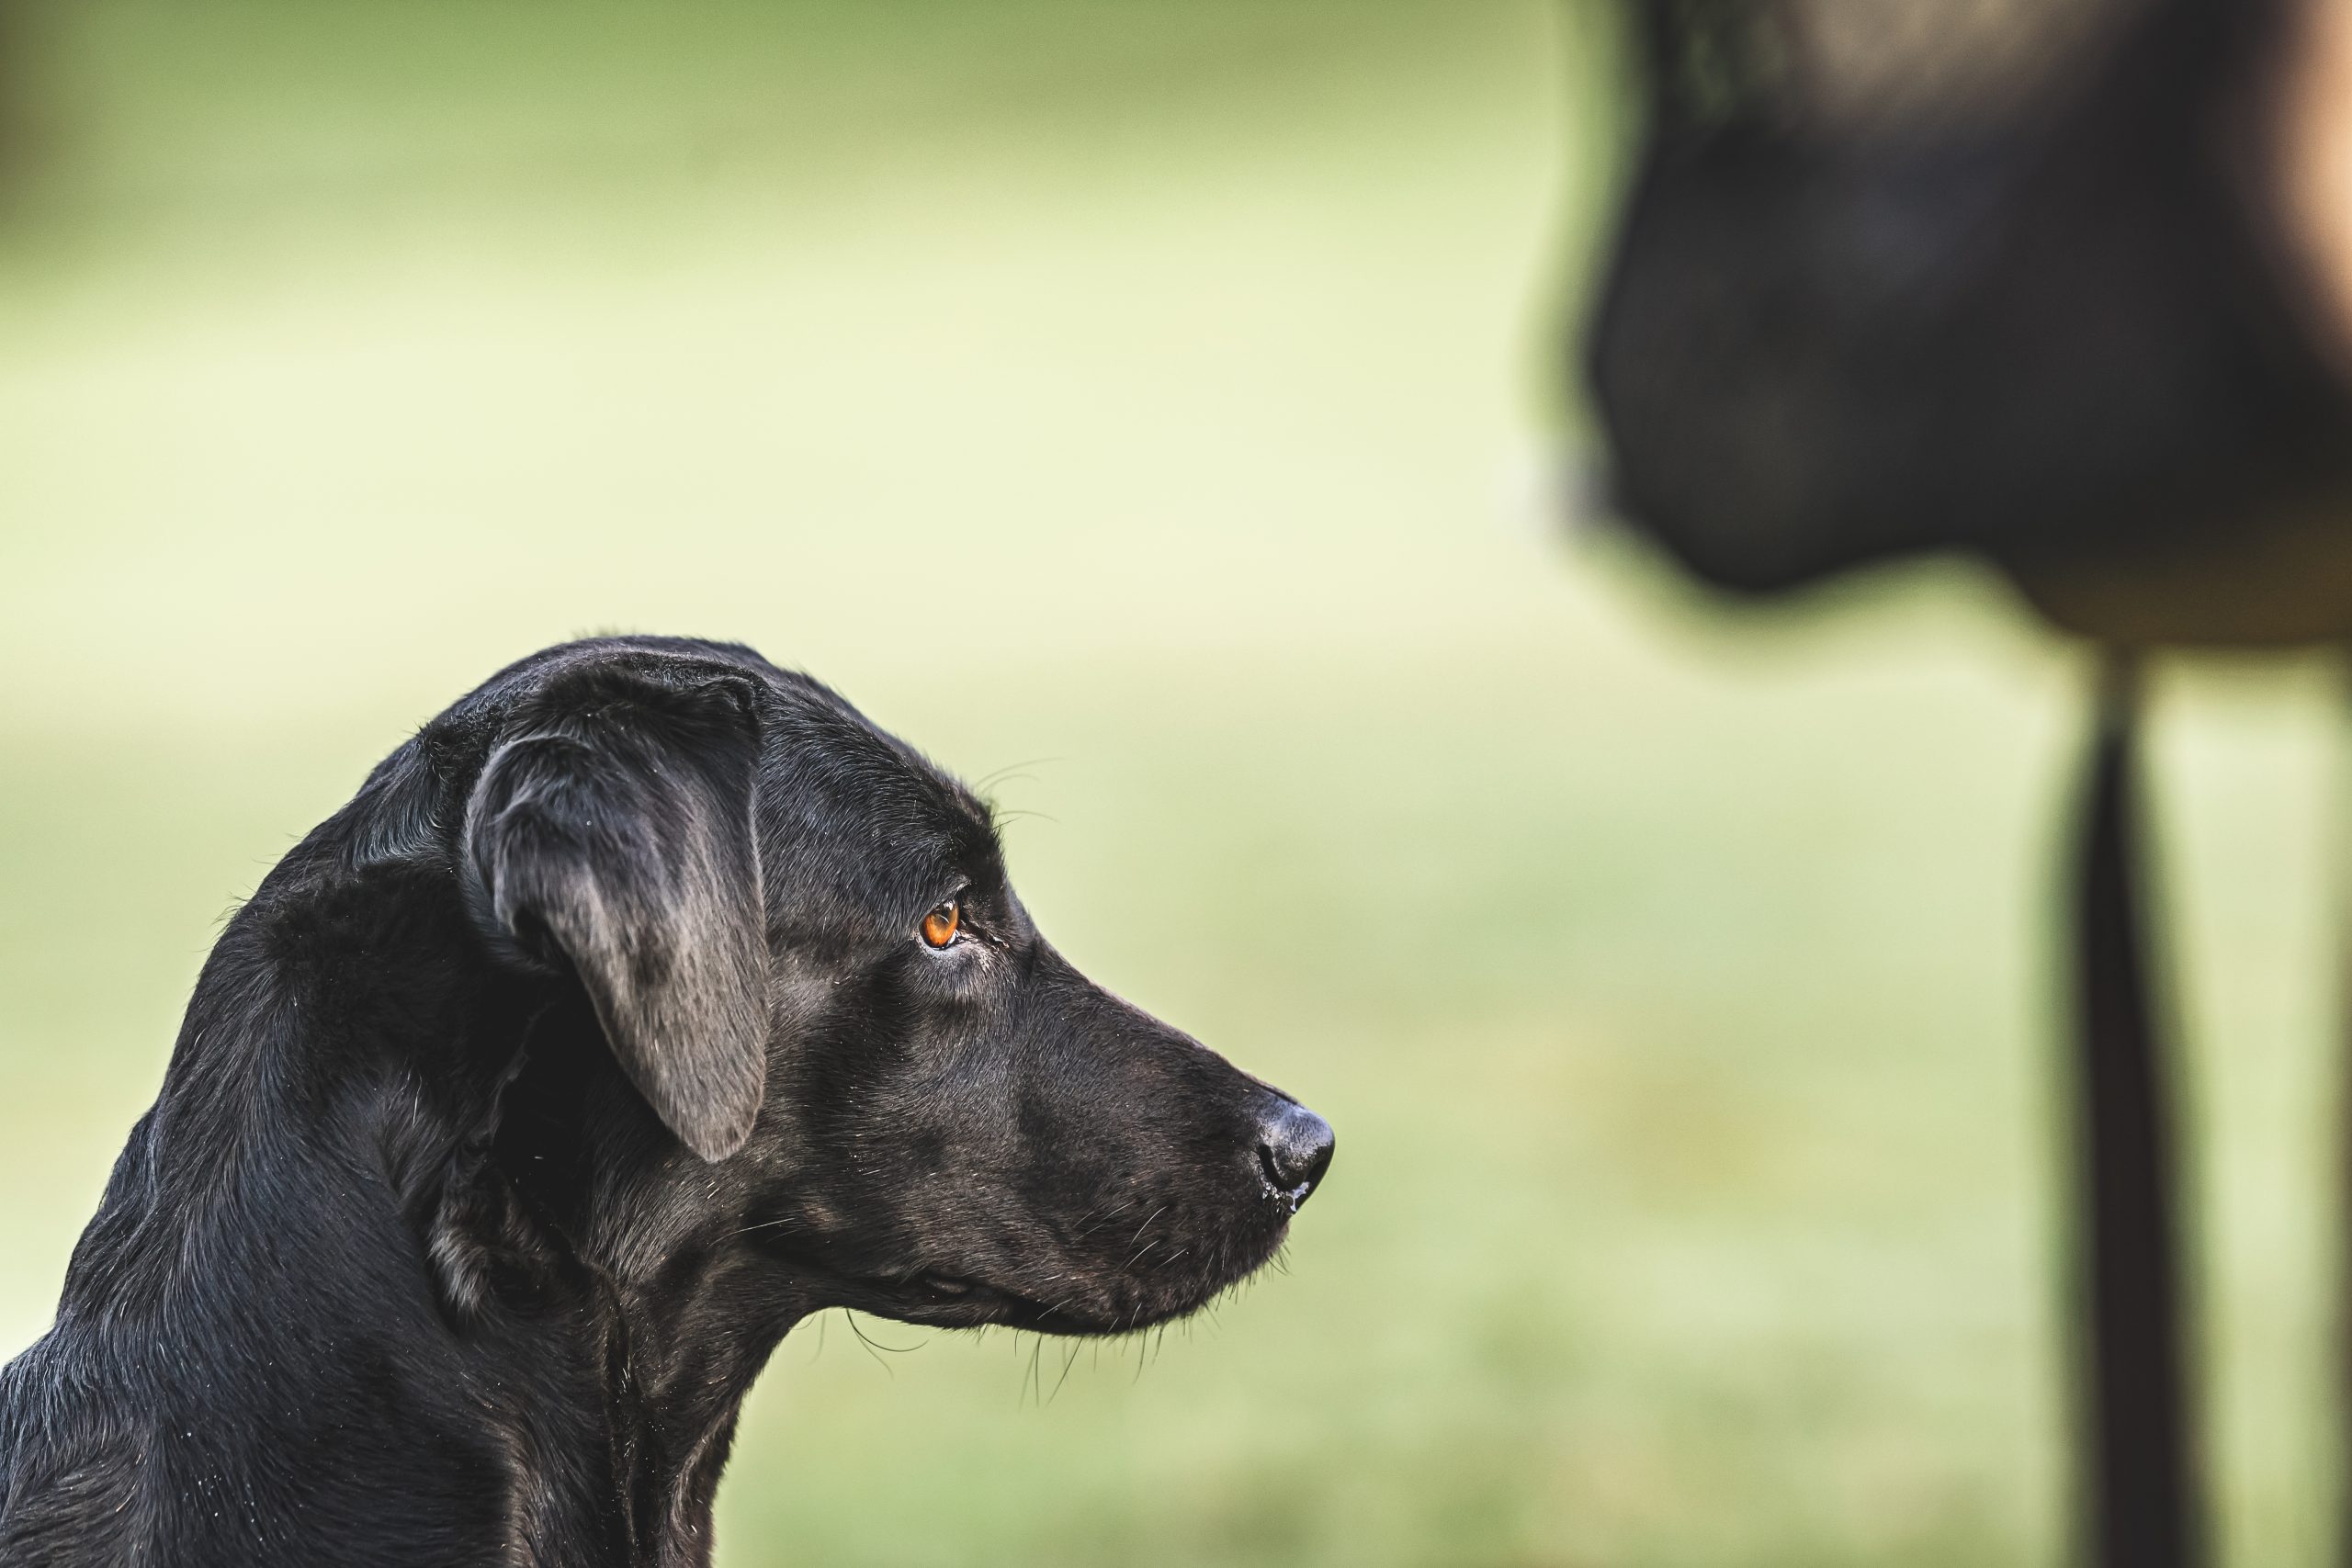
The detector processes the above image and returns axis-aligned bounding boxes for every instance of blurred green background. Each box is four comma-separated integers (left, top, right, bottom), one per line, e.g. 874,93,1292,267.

0,2,2342,1562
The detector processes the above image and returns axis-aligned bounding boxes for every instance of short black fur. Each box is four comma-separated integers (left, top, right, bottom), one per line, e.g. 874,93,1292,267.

0,637,1334,1567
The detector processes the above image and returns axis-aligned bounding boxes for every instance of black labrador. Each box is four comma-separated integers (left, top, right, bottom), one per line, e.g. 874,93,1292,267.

0,636,1333,1567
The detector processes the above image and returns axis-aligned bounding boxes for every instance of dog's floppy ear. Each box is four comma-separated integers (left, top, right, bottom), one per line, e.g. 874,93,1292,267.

464,671,769,1161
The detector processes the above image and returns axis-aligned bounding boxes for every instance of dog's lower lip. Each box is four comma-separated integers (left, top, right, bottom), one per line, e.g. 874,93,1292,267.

897,1275,1077,1329
900,1274,1084,1325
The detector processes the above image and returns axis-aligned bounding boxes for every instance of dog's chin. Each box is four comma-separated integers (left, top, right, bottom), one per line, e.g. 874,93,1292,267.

855,1218,1293,1337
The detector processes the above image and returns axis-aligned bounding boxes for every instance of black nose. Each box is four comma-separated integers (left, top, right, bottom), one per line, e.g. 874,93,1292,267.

1254,1099,1335,1211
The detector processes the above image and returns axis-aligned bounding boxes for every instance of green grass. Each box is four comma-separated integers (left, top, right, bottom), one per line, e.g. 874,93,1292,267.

0,4,2340,1562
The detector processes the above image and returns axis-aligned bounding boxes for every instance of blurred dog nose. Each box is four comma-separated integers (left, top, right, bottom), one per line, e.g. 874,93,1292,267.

1255,1099,1335,1209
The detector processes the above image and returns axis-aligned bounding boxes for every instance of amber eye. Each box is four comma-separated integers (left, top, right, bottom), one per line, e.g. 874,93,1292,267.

920,900,961,949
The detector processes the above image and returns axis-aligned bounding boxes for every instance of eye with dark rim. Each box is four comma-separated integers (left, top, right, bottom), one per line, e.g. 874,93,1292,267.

919,898,962,949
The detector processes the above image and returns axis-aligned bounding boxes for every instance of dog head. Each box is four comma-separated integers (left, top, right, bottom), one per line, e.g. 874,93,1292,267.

383,636,1329,1337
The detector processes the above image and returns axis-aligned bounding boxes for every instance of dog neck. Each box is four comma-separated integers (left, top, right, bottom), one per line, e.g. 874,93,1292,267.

46,836,807,1568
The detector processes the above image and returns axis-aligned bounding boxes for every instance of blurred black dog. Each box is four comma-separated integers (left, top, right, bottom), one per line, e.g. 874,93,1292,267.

0,637,1332,1567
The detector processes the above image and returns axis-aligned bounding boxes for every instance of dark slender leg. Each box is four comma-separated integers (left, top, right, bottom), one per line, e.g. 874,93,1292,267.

2072,648,2203,1568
